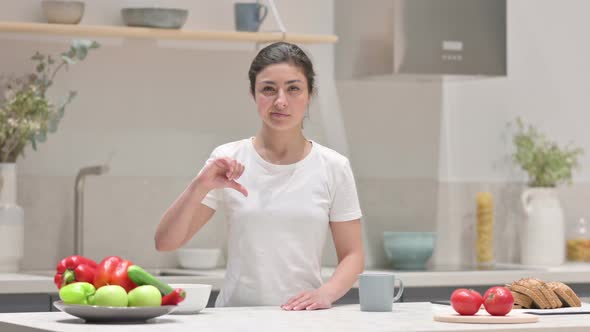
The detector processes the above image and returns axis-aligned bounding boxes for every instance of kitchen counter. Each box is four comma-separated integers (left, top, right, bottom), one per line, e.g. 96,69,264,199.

0,271,224,294
3,263,589,294
1,302,590,332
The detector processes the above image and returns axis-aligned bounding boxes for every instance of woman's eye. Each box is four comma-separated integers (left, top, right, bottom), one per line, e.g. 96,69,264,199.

288,86,300,91
261,87,276,94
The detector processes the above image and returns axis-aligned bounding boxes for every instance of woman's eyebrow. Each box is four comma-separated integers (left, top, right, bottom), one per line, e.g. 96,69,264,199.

259,79,303,85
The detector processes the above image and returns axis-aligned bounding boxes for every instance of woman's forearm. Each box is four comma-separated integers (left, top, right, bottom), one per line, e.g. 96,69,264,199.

154,178,212,251
320,251,365,303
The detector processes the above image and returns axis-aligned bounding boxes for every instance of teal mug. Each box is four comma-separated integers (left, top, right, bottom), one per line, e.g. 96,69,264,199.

358,273,404,312
234,2,268,32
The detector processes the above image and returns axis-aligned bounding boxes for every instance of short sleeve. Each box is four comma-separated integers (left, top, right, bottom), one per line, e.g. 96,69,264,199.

329,159,363,222
198,148,223,211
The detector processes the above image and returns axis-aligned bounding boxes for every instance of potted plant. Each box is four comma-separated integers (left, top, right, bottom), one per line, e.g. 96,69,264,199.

512,117,583,266
0,39,99,272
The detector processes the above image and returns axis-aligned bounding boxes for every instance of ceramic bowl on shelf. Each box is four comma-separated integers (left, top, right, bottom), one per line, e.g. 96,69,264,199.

383,231,436,270
176,248,224,270
42,0,85,24
121,8,189,29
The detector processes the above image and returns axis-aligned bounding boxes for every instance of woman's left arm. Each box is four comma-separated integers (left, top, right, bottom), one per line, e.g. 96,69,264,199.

282,219,364,310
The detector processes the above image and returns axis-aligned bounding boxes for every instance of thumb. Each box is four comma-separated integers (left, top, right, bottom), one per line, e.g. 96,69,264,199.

226,179,248,197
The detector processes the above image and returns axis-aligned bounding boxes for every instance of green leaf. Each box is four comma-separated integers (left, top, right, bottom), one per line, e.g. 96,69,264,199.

61,55,75,65
77,47,88,60
71,40,100,61
48,91,76,133
36,131,47,143
31,52,44,61
3,39,99,160
512,117,584,187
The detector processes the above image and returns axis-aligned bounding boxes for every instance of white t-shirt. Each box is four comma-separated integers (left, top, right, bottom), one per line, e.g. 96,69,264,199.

200,138,362,307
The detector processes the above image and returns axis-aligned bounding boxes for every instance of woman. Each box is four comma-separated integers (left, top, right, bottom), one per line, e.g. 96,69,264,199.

155,42,364,310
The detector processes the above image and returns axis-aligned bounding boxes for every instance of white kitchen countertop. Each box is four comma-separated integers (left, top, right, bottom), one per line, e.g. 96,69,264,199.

2,263,590,294
1,302,590,332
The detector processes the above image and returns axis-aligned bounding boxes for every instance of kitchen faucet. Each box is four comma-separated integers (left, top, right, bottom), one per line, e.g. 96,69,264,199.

74,164,109,256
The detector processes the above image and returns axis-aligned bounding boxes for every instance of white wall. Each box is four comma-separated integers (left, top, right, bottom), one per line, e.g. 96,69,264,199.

2,0,335,177
1,0,349,269
435,0,590,266
12,0,574,270
440,0,590,183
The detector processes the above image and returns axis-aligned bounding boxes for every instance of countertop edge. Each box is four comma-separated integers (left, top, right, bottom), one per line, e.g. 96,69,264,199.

3,264,590,294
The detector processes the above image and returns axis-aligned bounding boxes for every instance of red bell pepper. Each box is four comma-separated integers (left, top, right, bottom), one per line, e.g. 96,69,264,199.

54,255,98,289
93,256,137,292
162,288,186,305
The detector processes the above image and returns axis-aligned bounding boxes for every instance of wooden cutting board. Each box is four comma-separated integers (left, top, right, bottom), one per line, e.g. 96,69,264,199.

433,312,539,324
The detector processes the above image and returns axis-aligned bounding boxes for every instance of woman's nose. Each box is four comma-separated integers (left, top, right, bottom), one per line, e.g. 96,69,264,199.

274,89,288,109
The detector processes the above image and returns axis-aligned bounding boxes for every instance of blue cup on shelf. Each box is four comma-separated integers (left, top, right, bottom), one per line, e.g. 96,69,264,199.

234,2,268,32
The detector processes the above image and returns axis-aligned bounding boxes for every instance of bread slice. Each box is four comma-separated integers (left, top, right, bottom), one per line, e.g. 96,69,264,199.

546,281,582,307
510,278,561,309
511,290,533,308
527,278,562,308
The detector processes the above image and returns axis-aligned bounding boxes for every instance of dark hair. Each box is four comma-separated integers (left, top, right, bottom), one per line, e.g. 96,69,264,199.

248,42,315,96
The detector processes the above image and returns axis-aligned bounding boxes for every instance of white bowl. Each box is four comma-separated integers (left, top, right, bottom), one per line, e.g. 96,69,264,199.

42,0,85,24
176,248,224,270
169,283,212,314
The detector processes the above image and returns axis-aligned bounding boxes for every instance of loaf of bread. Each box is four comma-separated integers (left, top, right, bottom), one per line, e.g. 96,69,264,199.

508,278,581,309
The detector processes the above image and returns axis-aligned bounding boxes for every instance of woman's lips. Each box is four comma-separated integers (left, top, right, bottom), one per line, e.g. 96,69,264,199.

270,113,290,118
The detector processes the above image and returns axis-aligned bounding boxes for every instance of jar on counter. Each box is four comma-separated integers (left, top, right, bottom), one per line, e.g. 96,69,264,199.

476,192,494,267
566,218,590,262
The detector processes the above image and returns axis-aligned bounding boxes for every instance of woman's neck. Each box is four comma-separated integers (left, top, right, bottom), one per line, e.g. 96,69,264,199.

254,128,310,165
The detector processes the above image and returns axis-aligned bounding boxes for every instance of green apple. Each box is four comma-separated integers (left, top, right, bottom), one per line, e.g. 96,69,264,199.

127,285,162,307
93,285,128,307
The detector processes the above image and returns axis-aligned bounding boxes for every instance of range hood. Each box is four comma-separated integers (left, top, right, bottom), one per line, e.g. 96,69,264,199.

334,0,506,79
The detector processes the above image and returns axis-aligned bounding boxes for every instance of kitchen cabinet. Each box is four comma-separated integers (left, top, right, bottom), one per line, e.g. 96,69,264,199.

0,22,337,44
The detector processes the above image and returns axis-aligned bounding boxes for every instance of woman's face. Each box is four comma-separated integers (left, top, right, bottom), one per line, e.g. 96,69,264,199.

253,62,310,131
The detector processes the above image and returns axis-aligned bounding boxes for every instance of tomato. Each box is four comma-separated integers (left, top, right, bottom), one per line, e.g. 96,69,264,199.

483,286,514,316
450,288,483,315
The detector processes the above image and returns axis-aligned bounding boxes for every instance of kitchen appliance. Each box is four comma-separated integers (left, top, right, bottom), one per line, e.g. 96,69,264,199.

335,0,506,79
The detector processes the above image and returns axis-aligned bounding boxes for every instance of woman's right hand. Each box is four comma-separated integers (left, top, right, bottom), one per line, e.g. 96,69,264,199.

196,157,248,197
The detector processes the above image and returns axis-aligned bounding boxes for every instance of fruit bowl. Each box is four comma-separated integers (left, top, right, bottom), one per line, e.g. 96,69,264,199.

53,301,176,323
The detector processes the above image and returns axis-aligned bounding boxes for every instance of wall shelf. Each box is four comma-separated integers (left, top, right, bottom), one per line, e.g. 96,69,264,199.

0,22,338,44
